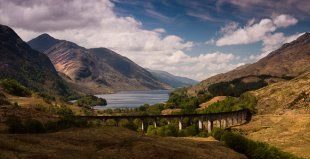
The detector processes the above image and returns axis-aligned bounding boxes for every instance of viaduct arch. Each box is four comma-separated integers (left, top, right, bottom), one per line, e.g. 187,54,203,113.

77,109,251,133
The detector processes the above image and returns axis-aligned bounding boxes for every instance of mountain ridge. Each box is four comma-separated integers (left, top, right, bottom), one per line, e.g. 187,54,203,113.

189,32,310,95
0,25,72,97
28,34,170,94
28,33,61,53
147,69,198,88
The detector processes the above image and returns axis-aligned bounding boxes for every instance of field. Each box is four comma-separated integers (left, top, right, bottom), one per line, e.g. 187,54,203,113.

0,127,247,159
234,114,310,158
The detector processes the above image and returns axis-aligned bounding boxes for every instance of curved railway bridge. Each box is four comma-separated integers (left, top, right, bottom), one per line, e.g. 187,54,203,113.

76,109,251,132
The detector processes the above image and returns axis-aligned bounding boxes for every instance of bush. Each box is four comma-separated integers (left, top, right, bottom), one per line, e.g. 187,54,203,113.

165,124,178,136
76,95,107,108
89,119,103,127
24,119,46,133
45,120,59,132
201,97,239,114
211,128,225,140
5,115,25,133
200,93,257,114
56,117,89,130
197,131,208,137
5,114,93,134
119,120,138,131
0,79,31,97
165,88,214,114
211,129,299,159
0,92,11,105
57,105,74,118
147,125,157,136
136,103,165,115
183,125,199,136
6,116,47,134
221,132,248,154
208,76,268,97
38,92,55,104
147,124,178,137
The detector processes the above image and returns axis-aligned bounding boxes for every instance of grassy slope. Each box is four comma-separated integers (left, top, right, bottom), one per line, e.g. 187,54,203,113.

234,114,310,159
234,71,310,158
0,88,84,125
0,127,247,159
250,71,310,114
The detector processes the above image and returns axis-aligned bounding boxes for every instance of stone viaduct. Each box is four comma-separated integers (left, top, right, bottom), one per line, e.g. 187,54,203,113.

77,109,251,133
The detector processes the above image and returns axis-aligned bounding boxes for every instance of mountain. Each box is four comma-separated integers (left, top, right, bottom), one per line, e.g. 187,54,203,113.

189,32,310,95
27,33,61,53
28,34,169,93
0,25,72,96
146,69,198,88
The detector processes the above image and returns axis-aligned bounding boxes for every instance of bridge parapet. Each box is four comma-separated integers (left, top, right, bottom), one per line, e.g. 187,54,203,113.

76,109,251,133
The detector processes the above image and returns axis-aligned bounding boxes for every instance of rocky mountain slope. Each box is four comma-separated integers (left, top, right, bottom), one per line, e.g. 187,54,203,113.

189,32,310,95
28,34,169,93
147,69,198,88
0,25,72,96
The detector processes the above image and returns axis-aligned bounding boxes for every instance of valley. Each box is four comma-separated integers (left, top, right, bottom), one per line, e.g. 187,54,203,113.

0,1,309,158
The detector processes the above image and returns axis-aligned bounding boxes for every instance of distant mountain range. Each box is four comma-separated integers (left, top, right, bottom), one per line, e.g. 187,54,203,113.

28,33,196,93
28,34,172,93
146,69,198,88
189,32,310,96
0,25,72,97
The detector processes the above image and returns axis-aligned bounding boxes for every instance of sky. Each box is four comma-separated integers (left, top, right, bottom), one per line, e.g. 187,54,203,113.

0,0,309,81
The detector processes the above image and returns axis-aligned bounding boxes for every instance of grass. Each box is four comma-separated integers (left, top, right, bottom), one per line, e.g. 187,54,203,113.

210,128,300,159
234,114,310,158
0,79,31,97
0,127,247,159
250,71,310,114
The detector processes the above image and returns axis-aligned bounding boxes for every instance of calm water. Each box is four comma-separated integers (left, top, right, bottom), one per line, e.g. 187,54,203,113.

94,90,171,109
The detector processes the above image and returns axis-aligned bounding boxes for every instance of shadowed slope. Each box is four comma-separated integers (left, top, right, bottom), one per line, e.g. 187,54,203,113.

0,127,247,159
0,25,72,96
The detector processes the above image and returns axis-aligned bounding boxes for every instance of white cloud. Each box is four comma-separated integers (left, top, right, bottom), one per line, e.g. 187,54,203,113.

145,8,172,23
216,18,276,46
205,38,215,45
0,0,242,81
187,11,215,22
153,28,166,33
254,32,305,59
215,14,298,46
215,14,302,61
273,14,298,28
220,21,239,34
0,0,111,32
150,51,244,80
216,0,310,20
